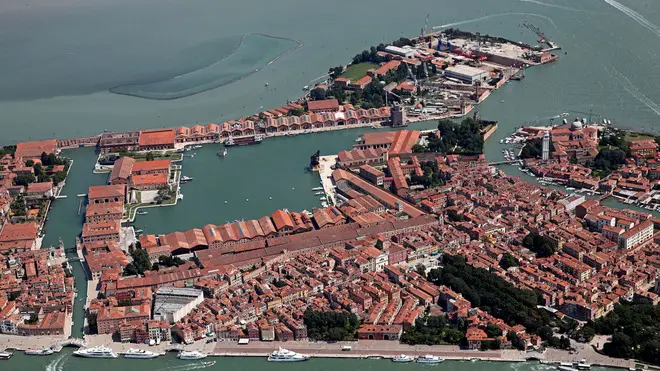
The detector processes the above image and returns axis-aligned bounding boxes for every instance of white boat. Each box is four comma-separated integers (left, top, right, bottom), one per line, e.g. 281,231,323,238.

416,355,443,364
319,196,326,200
177,193,184,200
267,347,309,362
222,148,228,156
303,85,309,90
181,176,193,182
392,354,414,363
0,351,12,360
576,360,591,369
136,211,148,215
73,346,119,358
558,366,580,371
315,192,325,195
24,348,54,356
312,187,323,191
178,350,207,360
124,348,160,359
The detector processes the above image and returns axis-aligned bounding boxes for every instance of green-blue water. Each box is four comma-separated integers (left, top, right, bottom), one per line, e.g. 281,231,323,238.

3,0,660,368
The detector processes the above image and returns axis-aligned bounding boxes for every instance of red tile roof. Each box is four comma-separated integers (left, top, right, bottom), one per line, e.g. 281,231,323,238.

15,139,57,159
88,185,126,200
308,99,339,112
132,159,171,173
0,222,38,242
109,157,135,182
139,129,176,147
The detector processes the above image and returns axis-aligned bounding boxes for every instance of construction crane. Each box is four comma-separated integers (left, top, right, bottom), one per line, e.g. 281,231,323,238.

522,21,550,43
405,62,418,86
420,14,430,41
384,89,402,107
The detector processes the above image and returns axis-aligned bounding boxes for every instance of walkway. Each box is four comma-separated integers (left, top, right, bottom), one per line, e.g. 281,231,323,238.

318,155,338,206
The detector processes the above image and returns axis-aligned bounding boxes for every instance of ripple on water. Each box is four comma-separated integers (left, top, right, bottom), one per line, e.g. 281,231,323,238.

109,33,301,100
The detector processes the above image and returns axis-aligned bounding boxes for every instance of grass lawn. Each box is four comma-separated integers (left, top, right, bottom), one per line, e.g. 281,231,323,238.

624,131,654,143
340,62,377,82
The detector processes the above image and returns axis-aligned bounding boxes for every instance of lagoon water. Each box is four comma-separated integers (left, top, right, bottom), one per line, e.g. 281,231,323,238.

3,0,660,369
1,0,660,142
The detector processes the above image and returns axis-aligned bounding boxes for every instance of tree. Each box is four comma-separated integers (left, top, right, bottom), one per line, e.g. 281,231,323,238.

485,323,503,338
310,88,326,101
303,309,359,341
146,152,155,161
14,174,35,186
415,263,427,277
522,232,557,258
499,253,518,270
124,248,151,276
412,144,427,153
25,313,39,325
25,159,34,167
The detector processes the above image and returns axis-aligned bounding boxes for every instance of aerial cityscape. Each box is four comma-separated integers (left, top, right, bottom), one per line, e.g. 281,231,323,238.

1,1,660,371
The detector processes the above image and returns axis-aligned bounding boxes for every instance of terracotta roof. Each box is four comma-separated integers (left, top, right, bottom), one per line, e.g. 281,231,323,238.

0,222,38,242
82,221,121,238
307,99,339,111
132,159,171,173
26,181,52,194
88,184,126,200
271,210,295,230
131,173,169,186
15,139,57,159
138,129,176,147
86,202,123,216
109,157,135,182
164,229,207,251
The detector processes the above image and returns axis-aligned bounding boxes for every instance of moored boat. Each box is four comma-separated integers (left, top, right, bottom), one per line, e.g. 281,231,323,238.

392,354,413,363
558,366,580,371
73,346,118,358
0,351,13,360
416,355,443,364
124,348,159,359
267,347,309,362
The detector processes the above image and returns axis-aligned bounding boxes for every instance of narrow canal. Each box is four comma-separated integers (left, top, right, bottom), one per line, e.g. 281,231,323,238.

42,147,107,338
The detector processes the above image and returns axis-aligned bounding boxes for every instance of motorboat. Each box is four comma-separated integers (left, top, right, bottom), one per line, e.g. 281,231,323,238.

24,348,54,356
136,211,148,215
181,176,193,182
267,347,309,362
312,187,323,191
73,346,119,358
558,366,580,371
416,355,443,364
124,348,160,359
0,351,12,360
576,360,591,369
392,354,414,363
177,350,207,360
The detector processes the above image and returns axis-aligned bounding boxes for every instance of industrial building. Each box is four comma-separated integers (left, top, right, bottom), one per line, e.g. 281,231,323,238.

384,45,415,59
443,65,490,84
153,287,204,323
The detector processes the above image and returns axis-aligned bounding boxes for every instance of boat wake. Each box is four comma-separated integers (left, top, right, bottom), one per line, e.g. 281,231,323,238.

435,12,558,31
45,354,66,371
154,361,215,371
603,0,660,37
608,65,660,116
519,0,584,12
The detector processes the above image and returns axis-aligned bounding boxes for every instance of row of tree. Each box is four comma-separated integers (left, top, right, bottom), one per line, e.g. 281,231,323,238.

400,315,465,346
303,309,360,341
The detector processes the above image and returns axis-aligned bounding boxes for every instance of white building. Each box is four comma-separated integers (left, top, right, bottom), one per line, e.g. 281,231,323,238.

444,65,490,84
384,45,415,59
618,220,654,250
153,287,204,323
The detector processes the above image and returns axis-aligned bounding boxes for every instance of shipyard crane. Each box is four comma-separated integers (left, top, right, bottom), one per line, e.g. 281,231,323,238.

522,21,550,43
420,14,430,41
405,62,418,86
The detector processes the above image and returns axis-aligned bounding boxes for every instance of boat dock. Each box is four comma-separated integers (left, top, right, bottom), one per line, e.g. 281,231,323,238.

316,155,338,206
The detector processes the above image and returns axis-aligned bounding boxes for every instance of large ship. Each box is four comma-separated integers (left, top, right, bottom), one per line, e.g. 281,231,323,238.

123,348,160,359
73,346,119,358
416,355,443,364
267,347,309,362
24,348,54,356
177,350,207,360
224,134,264,147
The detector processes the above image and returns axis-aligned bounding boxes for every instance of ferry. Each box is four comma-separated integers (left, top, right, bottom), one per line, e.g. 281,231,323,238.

73,346,119,358
267,347,309,362
124,348,160,359
25,348,54,356
392,354,414,363
416,355,443,364
177,350,207,360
